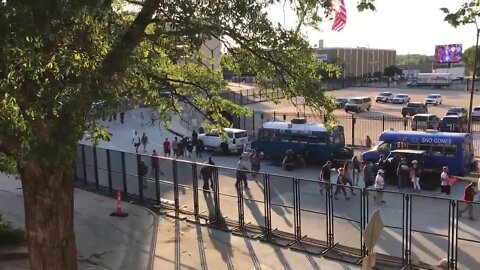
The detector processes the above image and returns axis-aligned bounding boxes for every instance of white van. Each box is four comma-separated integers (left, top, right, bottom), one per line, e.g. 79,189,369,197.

198,128,249,154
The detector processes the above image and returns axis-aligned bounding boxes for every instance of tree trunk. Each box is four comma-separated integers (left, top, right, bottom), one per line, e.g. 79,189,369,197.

20,161,78,270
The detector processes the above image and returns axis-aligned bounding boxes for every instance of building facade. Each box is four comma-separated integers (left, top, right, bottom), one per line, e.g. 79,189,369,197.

316,45,396,78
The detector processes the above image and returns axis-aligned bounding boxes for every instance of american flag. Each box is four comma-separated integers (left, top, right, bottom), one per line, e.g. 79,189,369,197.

331,0,347,32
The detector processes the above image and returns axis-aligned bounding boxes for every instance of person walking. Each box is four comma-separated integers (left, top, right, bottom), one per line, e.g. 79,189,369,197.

363,161,375,189
141,132,149,153
138,160,149,188
397,157,410,190
151,150,164,177
249,149,261,177
319,161,332,195
200,161,214,190
132,131,141,153
334,168,349,200
195,140,203,158
150,111,156,126
163,138,171,157
120,111,125,124
352,156,361,186
342,162,356,195
459,181,477,220
172,137,180,158
186,139,194,158
235,156,249,189
373,169,386,204
410,160,421,192
440,166,451,195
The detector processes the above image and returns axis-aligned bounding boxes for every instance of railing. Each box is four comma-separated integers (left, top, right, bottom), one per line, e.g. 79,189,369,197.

232,111,480,157
75,144,480,270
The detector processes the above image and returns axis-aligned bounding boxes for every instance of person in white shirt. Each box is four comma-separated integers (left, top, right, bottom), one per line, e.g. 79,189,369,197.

440,166,450,195
374,169,385,204
131,131,141,153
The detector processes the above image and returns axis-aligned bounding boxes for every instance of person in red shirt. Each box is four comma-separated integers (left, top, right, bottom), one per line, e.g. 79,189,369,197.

459,181,477,220
163,138,171,157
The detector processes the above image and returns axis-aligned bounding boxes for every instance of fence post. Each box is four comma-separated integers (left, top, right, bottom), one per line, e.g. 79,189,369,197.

93,147,99,188
297,111,300,118
243,114,246,130
192,163,199,217
252,111,255,135
155,160,160,204
136,154,144,201
382,115,385,131
121,152,128,194
172,159,180,212
247,89,249,102
106,149,113,192
351,115,356,146
81,145,87,185
293,178,301,241
237,179,245,228
273,111,276,121
404,118,408,131
259,89,262,101
233,91,236,104
263,173,272,234
213,167,221,221
240,92,244,105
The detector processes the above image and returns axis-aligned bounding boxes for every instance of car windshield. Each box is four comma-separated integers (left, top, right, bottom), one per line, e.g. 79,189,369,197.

396,95,407,98
336,98,346,102
413,116,428,121
378,93,391,96
474,107,480,111
408,103,421,107
448,108,463,113
442,117,460,123
349,99,361,104
235,131,248,138
427,95,438,98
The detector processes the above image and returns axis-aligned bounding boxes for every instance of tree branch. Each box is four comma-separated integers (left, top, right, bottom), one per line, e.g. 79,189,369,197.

99,0,161,78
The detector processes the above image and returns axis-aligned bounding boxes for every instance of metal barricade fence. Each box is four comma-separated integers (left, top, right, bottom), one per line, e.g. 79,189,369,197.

455,200,480,270
77,144,477,270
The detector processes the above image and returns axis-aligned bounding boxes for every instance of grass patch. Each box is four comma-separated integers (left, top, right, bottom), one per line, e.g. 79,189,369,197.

0,214,25,246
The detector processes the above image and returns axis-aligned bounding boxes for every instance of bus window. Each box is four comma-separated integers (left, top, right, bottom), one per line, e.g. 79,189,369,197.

377,142,392,152
419,144,431,152
309,136,326,144
431,145,444,156
445,146,457,157
407,143,419,150
333,134,342,144
291,134,308,142
396,142,408,149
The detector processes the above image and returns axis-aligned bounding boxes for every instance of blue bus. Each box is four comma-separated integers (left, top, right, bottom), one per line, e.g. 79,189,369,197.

362,130,473,176
250,119,351,164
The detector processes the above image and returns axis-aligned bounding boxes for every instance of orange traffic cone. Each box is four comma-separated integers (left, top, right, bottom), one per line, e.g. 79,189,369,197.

110,190,129,217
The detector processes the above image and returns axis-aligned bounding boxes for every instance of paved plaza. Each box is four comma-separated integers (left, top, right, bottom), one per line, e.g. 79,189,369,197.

74,106,480,269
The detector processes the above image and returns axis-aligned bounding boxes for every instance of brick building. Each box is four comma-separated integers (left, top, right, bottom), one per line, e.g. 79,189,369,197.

315,40,396,78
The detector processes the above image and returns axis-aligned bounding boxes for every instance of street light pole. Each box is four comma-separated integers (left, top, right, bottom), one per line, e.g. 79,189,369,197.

468,27,480,133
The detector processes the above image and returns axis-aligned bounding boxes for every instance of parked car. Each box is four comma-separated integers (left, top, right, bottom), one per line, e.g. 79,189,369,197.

375,92,394,103
472,105,480,121
391,94,411,104
197,128,249,154
335,97,349,108
345,97,372,113
401,102,428,118
411,114,440,131
446,107,468,118
438,115,468,132
424,94,443,106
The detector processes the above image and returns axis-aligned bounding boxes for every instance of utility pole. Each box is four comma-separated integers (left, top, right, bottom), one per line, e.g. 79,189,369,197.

468,27,480,133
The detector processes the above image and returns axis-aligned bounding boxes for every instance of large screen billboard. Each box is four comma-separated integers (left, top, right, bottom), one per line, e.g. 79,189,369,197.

435,44,462,63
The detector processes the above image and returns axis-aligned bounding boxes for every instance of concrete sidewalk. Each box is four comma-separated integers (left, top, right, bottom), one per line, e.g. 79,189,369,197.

0,174,157,270
153,215,361,270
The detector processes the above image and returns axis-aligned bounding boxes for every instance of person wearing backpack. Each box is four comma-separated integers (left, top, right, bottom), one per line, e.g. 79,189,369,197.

138,160,149,188
141,132,149,153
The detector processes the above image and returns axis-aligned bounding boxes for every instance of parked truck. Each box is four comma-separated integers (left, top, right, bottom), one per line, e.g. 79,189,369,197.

412,73,452,88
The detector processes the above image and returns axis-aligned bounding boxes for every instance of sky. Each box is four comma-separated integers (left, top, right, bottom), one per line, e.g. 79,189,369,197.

268,0,479,55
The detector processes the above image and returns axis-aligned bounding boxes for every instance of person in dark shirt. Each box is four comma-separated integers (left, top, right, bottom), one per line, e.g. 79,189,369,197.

319,161,332,195
352,156,361,186
459,181,477,220
363,161,375,188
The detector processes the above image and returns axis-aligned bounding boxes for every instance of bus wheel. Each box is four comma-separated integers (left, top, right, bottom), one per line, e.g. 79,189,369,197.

220,143,229,154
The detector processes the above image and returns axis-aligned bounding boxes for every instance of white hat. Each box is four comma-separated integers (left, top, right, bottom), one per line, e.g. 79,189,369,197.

378,169,384,174
412,160,418,164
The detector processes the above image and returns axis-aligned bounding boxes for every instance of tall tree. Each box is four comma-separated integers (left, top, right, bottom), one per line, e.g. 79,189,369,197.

0,0,375,269
383,65,402,77
462,45,480,76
